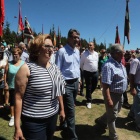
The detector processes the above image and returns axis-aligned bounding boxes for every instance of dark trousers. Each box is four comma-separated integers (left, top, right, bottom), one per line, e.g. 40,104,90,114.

21,113,58,140
62,79,79,140
80,69,84,94
123,91,128,103
84,71,99,103
123,78,129,103
9,89,15,106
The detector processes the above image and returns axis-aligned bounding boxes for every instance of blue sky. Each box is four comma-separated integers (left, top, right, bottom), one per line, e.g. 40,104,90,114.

4,0,140,50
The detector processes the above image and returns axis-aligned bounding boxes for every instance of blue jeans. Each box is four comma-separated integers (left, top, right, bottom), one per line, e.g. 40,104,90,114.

63,79,78,140
133,84,140,128
84,71,99,103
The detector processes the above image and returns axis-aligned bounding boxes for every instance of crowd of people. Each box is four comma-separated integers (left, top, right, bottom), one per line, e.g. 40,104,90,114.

0,29,139,140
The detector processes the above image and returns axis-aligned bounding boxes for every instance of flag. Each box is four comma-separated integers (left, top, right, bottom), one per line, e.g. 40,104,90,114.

24,16,34,39
58,26,61,43
124,0,130,44
115,26,121,44
42,24,44,35
0,0,5,37
17,1,24,34
54,30,56,47
104,39,106,50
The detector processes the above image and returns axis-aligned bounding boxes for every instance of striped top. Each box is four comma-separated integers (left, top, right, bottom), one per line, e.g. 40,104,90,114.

22,62,65,118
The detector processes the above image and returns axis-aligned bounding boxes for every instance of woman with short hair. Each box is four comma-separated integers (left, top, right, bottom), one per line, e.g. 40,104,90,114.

4,48,24,126
14,34,65,140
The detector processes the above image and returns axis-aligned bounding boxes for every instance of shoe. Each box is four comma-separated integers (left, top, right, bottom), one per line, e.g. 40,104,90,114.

100,88,103,91
136,126,140,133
95,118,108,129
123,102,131,109
0,104,4,108
109,137,118,140
9,117,14,127
127,114,135,121
87,103,91,109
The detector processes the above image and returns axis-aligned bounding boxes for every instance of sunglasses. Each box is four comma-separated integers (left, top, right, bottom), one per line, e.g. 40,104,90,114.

43,45,53,49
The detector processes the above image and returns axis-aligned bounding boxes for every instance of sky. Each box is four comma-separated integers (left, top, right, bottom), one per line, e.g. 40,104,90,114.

4,0,140,50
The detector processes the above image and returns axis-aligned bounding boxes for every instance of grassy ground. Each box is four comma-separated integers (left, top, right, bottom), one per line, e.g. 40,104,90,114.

0,87,140,140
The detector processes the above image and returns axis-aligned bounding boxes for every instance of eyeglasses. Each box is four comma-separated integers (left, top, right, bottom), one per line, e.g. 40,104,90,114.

71,36,80,40
43,44,53,49
13,54,19,56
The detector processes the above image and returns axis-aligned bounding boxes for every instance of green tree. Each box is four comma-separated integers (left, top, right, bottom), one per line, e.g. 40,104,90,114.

2,21,11,44
106,43,112,53
33,28,37,37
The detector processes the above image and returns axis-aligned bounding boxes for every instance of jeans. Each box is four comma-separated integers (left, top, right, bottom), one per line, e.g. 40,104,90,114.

62,79,78,140
84,71,98,103
21,113,58,140
80,69,84,94
100,92,123,139
129,84,140,128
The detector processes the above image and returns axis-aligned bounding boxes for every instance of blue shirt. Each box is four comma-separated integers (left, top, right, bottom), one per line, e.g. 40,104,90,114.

102,57,127,94
55,44,80,80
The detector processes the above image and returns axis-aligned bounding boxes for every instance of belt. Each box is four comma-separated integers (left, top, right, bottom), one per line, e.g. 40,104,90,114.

65,78,78,83
84,70,97,74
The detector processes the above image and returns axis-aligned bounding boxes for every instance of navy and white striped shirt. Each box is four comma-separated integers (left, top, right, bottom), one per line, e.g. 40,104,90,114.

22,62,65,118
101,57,127,94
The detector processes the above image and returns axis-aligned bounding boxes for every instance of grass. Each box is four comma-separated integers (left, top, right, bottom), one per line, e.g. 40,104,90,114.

0,87,140,140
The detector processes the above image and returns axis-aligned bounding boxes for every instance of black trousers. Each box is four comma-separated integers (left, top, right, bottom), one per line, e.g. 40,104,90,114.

84,71,99,103
21,113,58,140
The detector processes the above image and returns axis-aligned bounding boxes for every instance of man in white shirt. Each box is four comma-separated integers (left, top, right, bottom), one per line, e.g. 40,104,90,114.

80,42,99,108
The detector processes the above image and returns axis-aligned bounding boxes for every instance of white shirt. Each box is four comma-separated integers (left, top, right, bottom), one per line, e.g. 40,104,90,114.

129,57,140,84
80,50,99,72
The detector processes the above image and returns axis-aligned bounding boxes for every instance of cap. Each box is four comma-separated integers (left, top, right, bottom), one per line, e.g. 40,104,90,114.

131,50,135,53
101,49,106,53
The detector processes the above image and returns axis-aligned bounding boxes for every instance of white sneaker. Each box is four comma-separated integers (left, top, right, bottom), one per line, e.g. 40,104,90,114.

87,103,91,109
9,117,14,127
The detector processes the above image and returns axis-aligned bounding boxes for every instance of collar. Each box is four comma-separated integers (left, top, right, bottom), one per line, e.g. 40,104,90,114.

66,44,76,52
110,57,122,66
88,50,94,54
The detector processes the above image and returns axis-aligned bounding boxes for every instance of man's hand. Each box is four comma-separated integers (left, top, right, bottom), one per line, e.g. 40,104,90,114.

107,99,113,108
131,88,137,96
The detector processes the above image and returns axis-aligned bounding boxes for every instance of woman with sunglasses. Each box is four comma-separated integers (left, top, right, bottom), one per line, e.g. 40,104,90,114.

98,49,108,90
14,34,65,140
4,48,24,126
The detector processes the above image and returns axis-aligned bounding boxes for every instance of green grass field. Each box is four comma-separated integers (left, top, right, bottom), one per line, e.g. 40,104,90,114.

0,87,140,140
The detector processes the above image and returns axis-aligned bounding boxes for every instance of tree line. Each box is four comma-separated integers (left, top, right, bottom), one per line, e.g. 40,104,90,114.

1,21,111,52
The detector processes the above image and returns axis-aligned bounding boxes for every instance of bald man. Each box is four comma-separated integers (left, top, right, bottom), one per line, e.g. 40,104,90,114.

80,42,99,108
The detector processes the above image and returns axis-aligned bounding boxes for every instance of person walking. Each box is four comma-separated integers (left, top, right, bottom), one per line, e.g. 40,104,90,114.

14,34,65,140
55,29,80,140
4,48,24,126
97,44,127,140
80,42,99,109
